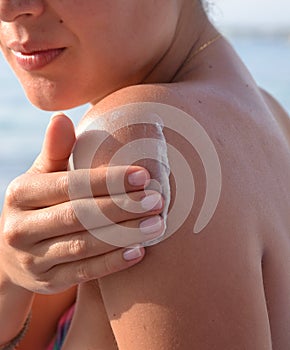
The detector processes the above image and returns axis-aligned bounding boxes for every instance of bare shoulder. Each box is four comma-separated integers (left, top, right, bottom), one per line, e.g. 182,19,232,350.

83,83,184,113
85,83,289,349
84,82,290,235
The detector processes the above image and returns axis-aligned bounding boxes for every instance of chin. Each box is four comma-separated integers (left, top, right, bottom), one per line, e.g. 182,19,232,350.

23,81,111,111
22,77,121,111
25,90,89,112
30,100,76,112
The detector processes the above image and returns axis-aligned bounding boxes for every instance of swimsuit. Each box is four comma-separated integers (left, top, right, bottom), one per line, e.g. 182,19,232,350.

46,304,75,350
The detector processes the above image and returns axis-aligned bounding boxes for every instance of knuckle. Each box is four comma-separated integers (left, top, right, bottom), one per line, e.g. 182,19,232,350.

34,270,64,294
35,271,69,294
18,253,36,272
55,174,69,198
29,156,45,174
35,278,55,293
76,262,92,282
61,203,80,228
102,253,119,277
2,217,24,247
5,175,26,207
67,238,87,258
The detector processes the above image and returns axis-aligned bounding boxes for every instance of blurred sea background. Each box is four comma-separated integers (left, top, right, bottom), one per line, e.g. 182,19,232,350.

0,0,290,209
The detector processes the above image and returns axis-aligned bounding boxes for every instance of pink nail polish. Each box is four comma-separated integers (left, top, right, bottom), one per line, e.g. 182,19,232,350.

123,247,143,261
128,170,148,186
139,216,162,234
141,193,162,211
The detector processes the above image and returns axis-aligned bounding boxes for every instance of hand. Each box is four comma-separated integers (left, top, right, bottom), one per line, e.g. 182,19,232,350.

0,114,164,294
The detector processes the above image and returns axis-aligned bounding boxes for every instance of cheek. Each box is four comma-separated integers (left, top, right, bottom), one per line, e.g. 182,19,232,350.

80,2,178,74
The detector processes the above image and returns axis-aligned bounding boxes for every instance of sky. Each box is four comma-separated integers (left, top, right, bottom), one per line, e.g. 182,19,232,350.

211,0,290,32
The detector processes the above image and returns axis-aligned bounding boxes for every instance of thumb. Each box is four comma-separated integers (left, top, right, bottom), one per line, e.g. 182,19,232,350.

28,113,76,174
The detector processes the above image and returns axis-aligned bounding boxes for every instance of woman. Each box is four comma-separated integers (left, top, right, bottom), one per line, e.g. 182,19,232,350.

0,0,289,349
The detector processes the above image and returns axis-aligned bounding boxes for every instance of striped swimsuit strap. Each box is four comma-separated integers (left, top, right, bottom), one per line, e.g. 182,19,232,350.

46,304,75,350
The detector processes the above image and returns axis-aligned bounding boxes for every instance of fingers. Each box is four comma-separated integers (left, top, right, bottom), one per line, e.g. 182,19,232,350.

4,215,161,293
88,214,165,247
11,245,145,294
13,190,164,244
33,215,164,270
43,247,145,292
8,166,150,209
27,113,76,174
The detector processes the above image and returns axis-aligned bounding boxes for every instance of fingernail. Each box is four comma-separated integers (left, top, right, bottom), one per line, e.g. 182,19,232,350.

128,170,148,186
141,193,162,211
139,216,162,234
123,247,143,261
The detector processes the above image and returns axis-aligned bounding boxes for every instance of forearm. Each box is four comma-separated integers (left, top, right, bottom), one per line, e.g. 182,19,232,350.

0,271,34,344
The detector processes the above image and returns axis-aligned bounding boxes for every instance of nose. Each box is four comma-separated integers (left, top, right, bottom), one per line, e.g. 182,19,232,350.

0,0,44,22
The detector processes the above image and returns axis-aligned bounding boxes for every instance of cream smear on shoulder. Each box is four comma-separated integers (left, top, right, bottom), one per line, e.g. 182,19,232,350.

69,104,171,247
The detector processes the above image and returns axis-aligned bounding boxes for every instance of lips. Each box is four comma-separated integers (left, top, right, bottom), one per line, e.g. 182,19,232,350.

11,47,65,71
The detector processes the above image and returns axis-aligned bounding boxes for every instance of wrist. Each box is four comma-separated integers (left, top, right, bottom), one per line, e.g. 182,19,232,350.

0,271,34,344
0,311,31,350
0,269,32,299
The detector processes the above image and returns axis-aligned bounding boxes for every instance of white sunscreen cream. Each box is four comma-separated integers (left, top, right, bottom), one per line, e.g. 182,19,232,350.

69,106,171,247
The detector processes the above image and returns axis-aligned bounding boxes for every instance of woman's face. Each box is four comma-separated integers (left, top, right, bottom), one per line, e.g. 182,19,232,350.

0,1,179,110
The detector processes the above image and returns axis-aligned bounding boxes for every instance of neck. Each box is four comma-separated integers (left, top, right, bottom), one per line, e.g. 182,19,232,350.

142,1,220,84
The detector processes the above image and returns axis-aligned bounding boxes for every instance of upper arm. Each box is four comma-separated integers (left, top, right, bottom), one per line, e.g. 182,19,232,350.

99,211,272,349
98,212,272,349
85,85,273,349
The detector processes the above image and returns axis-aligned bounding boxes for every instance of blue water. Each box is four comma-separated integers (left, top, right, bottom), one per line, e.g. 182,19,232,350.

0,34,290,209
